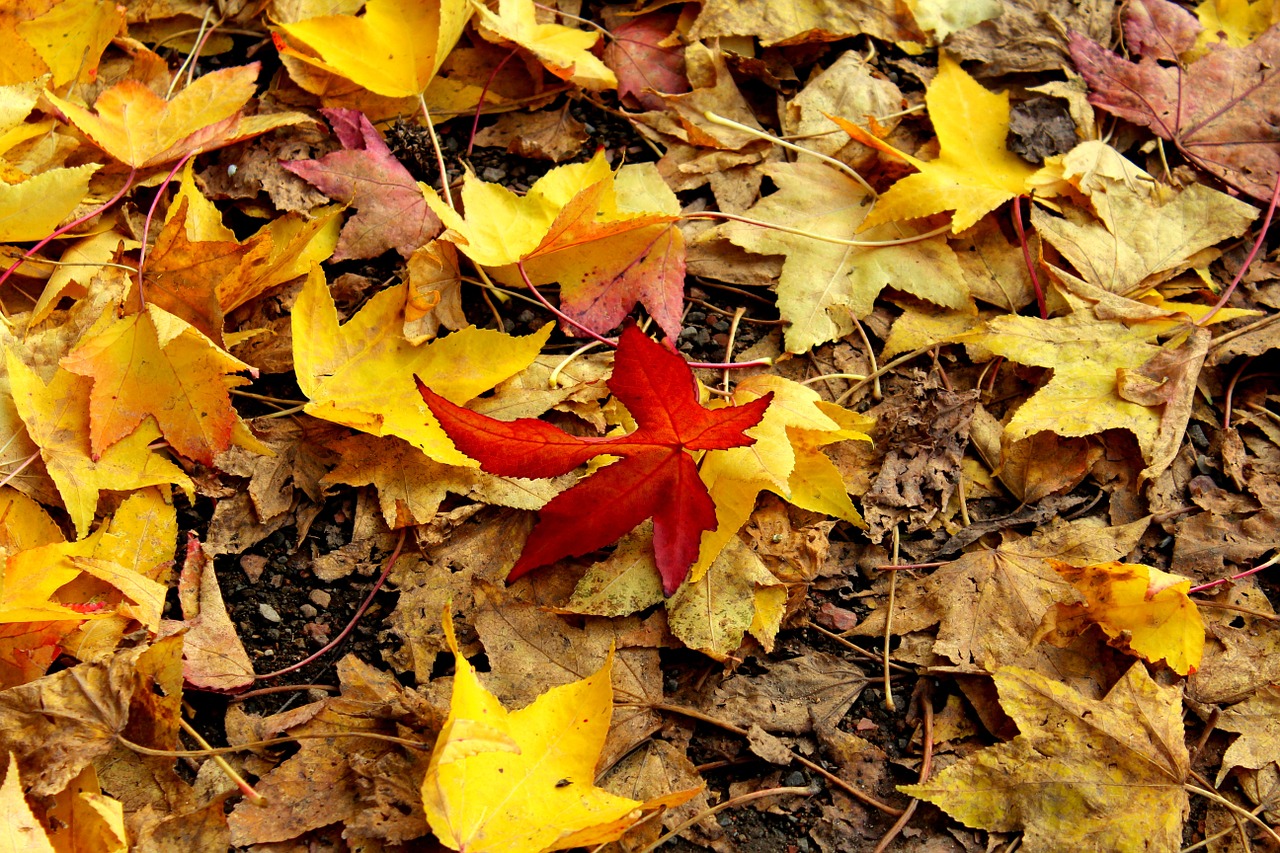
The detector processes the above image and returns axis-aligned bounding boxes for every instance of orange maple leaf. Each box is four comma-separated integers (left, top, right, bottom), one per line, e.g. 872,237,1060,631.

44,63,309,169
61,306,254,466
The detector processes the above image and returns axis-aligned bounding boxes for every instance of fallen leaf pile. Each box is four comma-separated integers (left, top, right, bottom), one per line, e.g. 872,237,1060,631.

0,0,1276,849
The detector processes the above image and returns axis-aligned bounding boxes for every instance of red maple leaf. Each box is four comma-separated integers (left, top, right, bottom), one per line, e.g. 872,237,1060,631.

416,326,772,594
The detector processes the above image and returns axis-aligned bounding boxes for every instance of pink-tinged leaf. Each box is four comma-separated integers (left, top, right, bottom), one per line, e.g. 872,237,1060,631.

602,12,689,111
519,181,686,342
283,108,441,260
1069,0,1280,201
418,325,772,594
1123,0,1199,60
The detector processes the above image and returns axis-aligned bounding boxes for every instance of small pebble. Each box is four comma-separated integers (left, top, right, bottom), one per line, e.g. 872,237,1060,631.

784,771,806,787
303,622,332,644
258,603,282,623
685,311,706,323
309,590,332,609
300,604,318,618
240,555,267,584
482,167,505,182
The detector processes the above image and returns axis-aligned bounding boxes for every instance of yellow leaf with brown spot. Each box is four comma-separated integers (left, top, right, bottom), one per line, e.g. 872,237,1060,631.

1040,559,1205,675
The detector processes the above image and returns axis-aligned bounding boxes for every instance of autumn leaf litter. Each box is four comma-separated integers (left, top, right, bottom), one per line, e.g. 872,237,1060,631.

0,0,1279,850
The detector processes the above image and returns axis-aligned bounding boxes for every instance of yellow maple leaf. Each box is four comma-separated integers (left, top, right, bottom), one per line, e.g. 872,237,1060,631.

168,162,341,316
16,0,124,87
1039,559,1205,676
425,152,616,267
292,267,551,465
692,374,871,581
5,352,193,538
471,0,617,91
61,305,253,466
423,611,664,852
44,64,309,169
831,53,1036,233
5,490,173,632
0,164,99,242
903,665,1189,849
717,160,971,353
668,535,787,659
962,311,1164,463
275,0,473,97
1194,0,1278,50
0,753,56,852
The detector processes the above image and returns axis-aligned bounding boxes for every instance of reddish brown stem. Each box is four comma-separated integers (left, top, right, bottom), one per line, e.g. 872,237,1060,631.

1200,171,1280,327
1011,195,1046,320
136,151,199,310
0,167,138,294
253,530,406,681
466,48,519,158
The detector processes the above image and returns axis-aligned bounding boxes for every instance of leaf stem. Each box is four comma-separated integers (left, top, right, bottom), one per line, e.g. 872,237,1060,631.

253,529,406,680
1012,195,1047,320
1185,783,1280,846
119,729,429,758
702,111,878,198
418,92,456,210
0,167,138,304
179,718,265,805
137,150,201,310
683,210,951,248
466,49,518,157
1188,552,1278,594
636,786,817,853
1199,170,1280,327
517,260,617,346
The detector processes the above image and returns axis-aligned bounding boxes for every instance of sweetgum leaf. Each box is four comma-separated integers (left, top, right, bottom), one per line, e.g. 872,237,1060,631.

417,325,772,595
1069,0,1280,201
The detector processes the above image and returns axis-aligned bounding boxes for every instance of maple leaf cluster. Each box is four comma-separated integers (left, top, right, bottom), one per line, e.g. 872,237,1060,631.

0,0,1275,849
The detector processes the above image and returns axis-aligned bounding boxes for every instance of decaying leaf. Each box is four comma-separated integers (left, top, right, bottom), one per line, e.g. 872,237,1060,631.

904,664,1189,852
